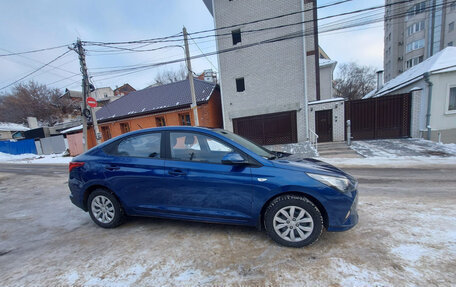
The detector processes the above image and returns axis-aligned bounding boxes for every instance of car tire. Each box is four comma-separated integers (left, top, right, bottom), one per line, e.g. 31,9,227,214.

264,195,323,247
88,189,124,228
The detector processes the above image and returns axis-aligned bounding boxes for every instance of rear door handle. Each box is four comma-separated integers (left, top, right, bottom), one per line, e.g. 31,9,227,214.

168,169,186,176
105,165,120,171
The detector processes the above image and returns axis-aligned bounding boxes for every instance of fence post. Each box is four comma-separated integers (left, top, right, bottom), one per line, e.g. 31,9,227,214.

346,120,352,146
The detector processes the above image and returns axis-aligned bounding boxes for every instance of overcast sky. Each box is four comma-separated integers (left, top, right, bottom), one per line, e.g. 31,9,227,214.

0,0,384,93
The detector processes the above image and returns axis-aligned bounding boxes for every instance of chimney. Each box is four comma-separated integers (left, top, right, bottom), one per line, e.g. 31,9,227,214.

376,70,384,91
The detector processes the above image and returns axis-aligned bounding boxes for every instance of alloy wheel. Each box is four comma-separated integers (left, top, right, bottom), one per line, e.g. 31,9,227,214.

273,206,314,242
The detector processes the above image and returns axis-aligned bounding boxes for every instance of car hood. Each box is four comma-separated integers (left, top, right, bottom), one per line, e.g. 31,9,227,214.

271,155,349,178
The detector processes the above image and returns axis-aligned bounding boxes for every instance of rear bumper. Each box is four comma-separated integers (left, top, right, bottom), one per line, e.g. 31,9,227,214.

69,193,86,211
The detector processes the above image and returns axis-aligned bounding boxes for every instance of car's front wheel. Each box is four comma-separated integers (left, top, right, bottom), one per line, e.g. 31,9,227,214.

264,195,323,247
88,189,124,228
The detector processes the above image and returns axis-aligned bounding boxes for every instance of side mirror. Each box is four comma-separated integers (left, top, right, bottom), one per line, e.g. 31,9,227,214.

222,152,247,165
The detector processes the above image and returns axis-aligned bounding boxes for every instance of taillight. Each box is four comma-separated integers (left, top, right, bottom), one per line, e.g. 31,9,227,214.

69,162,85,172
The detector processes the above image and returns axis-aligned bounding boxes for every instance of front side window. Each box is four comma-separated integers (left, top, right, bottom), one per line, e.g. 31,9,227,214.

170,132,234,164
449,87,456,111
106,133,161,158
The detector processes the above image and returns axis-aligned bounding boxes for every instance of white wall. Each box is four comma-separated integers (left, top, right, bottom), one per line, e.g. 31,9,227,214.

212,0,316,142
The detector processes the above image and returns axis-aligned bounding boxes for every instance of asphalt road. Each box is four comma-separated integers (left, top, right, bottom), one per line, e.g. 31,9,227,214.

1,163,455,286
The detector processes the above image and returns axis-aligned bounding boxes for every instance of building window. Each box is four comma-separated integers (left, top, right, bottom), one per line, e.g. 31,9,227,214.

449,87,456,111
155,116,166,127
406,39,425,53
407,21,425,36
449,22,455,32
449,42,454,46
119,122,130,134
101,126,111,141
236,77,245,92
405,55,424,69
451,1,456,11
232,29,241,45
406,1,426,19
179,113,191,126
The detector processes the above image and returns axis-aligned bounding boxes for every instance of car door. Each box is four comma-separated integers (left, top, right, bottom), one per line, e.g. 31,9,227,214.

102,132,168,214
162,131,255,223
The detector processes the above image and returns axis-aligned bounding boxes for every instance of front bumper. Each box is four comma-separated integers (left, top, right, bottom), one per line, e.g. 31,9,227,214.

327,191,359,232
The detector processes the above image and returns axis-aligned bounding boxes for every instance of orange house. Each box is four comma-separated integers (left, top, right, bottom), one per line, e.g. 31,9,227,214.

87,79,222,148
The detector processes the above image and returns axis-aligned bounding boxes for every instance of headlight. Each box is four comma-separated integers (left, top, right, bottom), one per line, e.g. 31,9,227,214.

307,173,351,193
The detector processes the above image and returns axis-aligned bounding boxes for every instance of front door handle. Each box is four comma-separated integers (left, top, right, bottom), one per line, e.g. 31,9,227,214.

105,165,120,171
168,169,186,176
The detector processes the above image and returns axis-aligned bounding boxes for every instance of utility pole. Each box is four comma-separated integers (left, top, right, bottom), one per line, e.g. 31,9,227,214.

75,39,89,151
183,27,199,126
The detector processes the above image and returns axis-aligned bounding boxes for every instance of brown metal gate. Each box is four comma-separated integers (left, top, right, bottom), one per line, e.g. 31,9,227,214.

233,111,297,145
345,93,411,140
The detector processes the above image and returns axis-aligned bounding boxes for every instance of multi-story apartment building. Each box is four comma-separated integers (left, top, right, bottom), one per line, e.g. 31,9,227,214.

384,0,456,82
201,0,341,145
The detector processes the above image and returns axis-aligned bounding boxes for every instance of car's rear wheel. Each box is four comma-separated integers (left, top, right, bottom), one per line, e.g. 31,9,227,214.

88,189,124,228
264,195,323,247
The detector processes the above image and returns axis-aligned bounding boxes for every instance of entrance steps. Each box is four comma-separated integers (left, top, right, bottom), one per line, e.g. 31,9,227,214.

317,142,363,158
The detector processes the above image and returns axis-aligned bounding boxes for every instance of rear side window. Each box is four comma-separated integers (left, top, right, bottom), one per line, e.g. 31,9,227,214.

104,133,161,158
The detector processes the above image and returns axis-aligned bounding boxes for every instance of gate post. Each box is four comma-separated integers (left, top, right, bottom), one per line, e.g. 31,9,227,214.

346,120,352,146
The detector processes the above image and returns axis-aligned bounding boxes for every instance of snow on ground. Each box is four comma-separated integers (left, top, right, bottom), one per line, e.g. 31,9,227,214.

350,138,456,158
321,156,456,168
0,152,72,164
319,138,456,168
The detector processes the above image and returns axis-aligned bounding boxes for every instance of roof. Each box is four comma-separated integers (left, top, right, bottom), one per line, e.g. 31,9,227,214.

60,89,82,99
0,122,29,132
114,83,136,95
96,78,217,122
60,125,82,134
364,47,456,99
319,58,337,68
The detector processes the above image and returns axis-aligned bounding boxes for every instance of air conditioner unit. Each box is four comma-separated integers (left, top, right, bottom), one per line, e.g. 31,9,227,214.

398,57,403,61
398,41,403,46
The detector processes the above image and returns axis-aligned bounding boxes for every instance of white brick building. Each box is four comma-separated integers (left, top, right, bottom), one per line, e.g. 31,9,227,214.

203,0,334,144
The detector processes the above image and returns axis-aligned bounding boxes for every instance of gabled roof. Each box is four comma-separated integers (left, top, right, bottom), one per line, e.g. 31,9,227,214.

96,79,217,122
365,47,456,99
0,122,29,132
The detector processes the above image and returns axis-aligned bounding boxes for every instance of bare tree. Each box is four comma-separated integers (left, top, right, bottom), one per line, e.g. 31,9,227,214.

152,64,187,86
0,81,74,125
334,62,376,101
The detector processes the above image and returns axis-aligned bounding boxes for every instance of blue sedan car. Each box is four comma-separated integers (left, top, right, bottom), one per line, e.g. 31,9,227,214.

69,126,358,247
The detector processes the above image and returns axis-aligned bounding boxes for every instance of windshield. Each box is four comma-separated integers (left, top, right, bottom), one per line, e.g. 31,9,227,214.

214,129,275,159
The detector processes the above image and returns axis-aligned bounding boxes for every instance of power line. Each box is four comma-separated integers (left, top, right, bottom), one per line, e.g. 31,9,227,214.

0,50,72,90
0,44,69,57
187,34,217,72
81,0,352,47
88,0,451,81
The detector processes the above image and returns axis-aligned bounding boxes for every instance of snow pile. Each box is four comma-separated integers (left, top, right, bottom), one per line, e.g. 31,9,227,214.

0,122,29,132
0,152,72,164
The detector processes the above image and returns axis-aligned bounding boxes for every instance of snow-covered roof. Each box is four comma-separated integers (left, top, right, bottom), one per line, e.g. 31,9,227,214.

309,97,345,105
364,47,456,99
60,125,82,134
319,58,337,68
0,122,29,132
